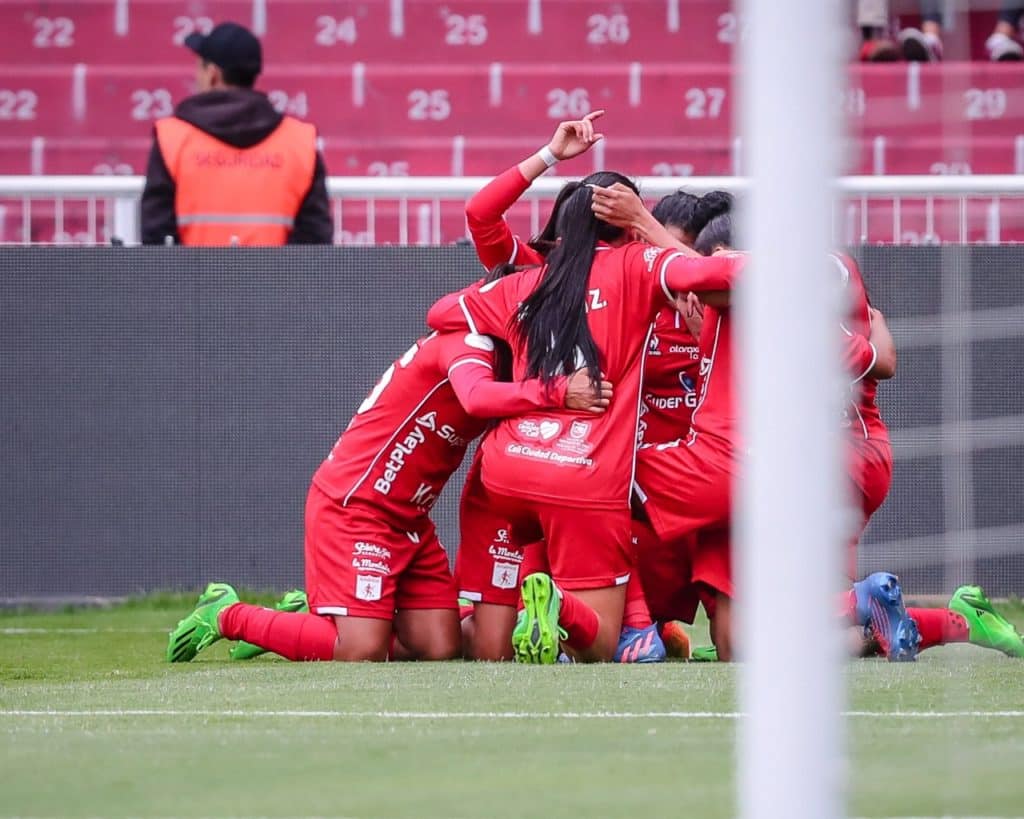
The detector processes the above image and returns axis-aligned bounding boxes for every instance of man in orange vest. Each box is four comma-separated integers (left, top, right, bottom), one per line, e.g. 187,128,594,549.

141,22,332,245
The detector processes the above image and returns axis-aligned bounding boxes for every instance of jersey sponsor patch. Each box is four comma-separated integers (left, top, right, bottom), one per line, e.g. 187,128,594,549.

491,561,520,590
539,420,561,441
517,419,540,438
355,574,383,602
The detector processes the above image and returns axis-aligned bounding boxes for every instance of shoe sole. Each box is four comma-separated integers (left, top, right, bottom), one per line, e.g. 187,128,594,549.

868,593,918,662
514,575,559,665
166,585,237,663
950,596,1024,658
167,615,202,663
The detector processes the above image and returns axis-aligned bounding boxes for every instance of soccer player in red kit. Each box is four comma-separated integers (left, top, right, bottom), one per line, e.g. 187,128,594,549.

831,254,1022,658
166,326,607,663
427,174,744,663
461,120,711,661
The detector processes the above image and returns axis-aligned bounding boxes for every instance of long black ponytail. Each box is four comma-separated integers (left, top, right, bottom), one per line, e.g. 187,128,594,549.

514,171,638,389
483,261,529,383
527,180,583,257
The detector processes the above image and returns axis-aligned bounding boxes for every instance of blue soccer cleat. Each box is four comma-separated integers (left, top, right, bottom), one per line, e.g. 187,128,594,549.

853,572,920,662
614,623,667,663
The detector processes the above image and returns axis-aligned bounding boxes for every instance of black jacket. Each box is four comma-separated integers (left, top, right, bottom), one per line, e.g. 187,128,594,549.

140,88,332,245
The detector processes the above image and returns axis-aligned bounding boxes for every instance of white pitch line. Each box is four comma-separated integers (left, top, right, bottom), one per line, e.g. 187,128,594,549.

2,710,1024,720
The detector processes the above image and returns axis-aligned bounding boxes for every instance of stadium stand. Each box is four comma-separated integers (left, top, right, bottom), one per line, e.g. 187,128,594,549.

0,0,1022,244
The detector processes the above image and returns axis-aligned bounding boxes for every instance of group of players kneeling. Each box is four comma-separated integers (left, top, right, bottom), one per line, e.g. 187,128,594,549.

168,111,1024,666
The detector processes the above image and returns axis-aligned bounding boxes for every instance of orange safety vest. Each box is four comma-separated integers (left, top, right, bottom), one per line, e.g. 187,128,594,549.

155,115,317,246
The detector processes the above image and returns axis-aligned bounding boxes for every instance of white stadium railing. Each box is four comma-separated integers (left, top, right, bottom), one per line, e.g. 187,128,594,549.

1,174,1023,246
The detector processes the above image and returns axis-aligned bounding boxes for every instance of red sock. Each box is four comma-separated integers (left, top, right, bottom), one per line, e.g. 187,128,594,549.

219,602,337,661
459,604,475,621
837,589,858,622
907,607,969,651
558,589,600,652
622,575,653,629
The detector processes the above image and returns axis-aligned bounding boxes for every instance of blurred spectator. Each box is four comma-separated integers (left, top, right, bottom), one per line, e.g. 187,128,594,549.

141,22,332,246
986,1,1024,61
857,0,944,62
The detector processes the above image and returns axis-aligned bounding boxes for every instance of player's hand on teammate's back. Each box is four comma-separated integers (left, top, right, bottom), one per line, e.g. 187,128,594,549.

547,110,606,161
564,369,613,414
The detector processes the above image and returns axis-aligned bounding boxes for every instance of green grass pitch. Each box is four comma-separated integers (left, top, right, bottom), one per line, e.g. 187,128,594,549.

2,596,1023,818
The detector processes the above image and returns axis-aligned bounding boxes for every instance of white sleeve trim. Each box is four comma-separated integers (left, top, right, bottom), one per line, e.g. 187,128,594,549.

852,342,878,383
448,357,493,377
458,294,480,335
507,236,519,265
658,251,685,303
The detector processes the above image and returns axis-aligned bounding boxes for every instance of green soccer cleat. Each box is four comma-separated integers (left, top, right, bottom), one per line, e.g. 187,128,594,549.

166,582,239,663
690,645,719,662
513,573,565,665
229,589,309,661
948,585,1024,658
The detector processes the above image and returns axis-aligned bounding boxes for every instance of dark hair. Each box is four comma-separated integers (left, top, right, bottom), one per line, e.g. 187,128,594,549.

515,171,637,389
651,190,700,236
205,60,258,89
526,180,583,257
483,262,526,383
694,212,733,256
690,190,732,234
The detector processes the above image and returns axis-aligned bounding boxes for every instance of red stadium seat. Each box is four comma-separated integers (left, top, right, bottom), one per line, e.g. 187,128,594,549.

0,66,79,138
0,0,253,65
0,138,36,174
849,136,1022,176
849,64,1024,140
321,136,457,176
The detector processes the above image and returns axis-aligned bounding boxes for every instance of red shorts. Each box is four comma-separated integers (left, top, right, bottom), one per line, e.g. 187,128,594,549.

304,483,458,619
455,458,533,606
845,436,893,577
484,488,632,591
631,520,701,624
634,437,734,543
690,525,733,600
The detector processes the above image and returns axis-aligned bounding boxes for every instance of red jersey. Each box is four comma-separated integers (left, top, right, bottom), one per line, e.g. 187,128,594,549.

465,165,544,270
427,243,744,509
685,301,737,452
312,331,564,530
466,166,702,445
832,252,889,444
641,307,702,444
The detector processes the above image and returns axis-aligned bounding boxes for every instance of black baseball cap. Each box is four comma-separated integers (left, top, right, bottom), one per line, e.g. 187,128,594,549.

184,22,262,78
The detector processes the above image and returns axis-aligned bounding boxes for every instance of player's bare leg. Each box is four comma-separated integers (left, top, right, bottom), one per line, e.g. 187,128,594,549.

709,594,734,661
463,603,517,661
393,608,461,660
331,616,392,661
559,585,627,663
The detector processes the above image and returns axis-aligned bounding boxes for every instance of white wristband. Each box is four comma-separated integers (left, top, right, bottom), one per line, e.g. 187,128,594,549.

537,146,559,168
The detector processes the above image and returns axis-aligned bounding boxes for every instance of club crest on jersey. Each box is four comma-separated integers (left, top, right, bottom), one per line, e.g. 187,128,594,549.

643,246,660,270
556,419,594,457
491,561,520,590
517,419,540,439
539,420,561,441
355,575,382,601
680,374,696,394
569,420,591,440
